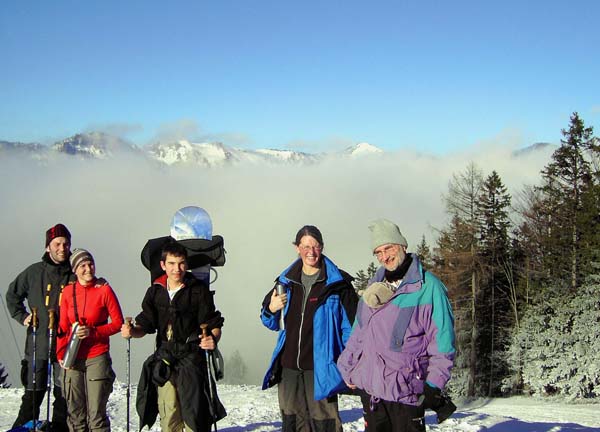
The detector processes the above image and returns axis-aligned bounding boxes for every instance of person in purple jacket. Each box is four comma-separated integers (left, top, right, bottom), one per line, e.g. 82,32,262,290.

337,218,456,432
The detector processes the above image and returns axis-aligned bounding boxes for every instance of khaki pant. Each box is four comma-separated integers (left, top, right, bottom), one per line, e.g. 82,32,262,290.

278,368,342,432
63,353,115,432
157,374,193,432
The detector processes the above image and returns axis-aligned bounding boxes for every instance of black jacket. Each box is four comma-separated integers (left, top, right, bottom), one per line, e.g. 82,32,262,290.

6,253,73,364
135,273,224,347
134,273,225,431
137,347,226,432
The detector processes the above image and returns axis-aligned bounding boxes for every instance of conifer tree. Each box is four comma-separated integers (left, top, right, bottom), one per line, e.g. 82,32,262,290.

354,262,377,295
477,170,512,395
416,235,433,270
505,260,600,398
539,112,596,291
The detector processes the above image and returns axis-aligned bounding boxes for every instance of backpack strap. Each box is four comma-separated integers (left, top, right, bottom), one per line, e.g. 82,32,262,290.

72,282,80,323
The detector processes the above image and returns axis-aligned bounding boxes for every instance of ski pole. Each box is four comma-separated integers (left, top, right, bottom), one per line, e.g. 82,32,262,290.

46,309,56,426
200,324,217,432
125,317,133,432
31,307,39,432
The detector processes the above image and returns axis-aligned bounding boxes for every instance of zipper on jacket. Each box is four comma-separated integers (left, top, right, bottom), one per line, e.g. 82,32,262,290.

296,282,307,369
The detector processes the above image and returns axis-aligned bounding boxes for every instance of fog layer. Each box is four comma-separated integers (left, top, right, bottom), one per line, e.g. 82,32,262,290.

0,145,551,385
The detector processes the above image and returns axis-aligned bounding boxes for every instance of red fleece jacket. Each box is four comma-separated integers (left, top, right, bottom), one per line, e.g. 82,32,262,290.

57,279,124,361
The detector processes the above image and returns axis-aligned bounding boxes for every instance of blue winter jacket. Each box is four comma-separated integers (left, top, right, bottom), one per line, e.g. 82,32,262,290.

261,256,357,400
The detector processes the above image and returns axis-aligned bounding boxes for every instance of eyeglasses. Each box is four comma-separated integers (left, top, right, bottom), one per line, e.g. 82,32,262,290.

299,245,322,252
373,244,398,259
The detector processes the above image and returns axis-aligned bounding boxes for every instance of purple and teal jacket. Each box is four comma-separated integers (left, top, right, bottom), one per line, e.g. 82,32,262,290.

337,255,455,405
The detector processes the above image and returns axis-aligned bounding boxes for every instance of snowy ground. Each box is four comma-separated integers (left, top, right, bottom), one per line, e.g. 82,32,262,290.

1,382,599,431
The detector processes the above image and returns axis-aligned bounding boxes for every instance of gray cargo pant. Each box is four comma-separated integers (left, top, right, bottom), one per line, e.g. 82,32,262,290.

63,353,115,432
278,368,342,432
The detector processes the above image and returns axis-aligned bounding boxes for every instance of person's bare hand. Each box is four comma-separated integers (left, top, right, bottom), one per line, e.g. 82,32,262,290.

269,289,287,313
121,322,133,339
76,325,91,339
200,334,216,351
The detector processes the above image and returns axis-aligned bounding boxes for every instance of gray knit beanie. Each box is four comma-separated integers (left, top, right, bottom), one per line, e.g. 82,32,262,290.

70,248,94,272
368,218,408,251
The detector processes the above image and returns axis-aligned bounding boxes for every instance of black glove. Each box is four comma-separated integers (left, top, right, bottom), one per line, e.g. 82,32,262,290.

422,383,444,410
421,383,456,423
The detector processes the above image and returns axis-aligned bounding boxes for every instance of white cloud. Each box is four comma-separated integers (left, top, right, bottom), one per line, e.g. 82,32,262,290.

0,144,551,385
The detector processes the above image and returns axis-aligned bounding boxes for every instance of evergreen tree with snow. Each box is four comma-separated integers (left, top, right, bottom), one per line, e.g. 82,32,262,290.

538,112,597,292
477,170,512,396
505,260,600,398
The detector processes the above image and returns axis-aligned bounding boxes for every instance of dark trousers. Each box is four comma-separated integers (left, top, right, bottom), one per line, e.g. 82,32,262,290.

13,360,68,432
278,368,342,432
360,392,425,432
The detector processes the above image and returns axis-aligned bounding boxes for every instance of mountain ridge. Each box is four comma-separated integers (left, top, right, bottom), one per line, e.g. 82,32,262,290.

0,132,385,167
0,132,553,167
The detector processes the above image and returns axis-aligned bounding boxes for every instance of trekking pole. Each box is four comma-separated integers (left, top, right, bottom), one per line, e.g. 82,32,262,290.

46,309,56,426
31,307,39,432
200,324,217,432
125,317,133,432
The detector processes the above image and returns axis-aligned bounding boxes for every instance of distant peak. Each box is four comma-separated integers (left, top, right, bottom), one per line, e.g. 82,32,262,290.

346,142,384,156
512,142,556,157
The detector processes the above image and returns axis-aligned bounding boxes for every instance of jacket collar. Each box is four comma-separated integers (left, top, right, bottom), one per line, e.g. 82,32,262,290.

153,272,204,289
278,255,344,288
42,252,71,273
374,253,424,294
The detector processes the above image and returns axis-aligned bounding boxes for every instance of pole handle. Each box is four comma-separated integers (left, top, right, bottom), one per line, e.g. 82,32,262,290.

31,306,39,329
200,323,209,338
48,309,55,329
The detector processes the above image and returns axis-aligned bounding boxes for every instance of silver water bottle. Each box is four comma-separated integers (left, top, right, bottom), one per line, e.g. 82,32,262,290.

62,322,82,368
276,283,286,331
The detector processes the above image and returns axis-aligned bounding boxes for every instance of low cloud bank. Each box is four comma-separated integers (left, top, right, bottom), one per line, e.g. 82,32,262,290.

0,144,551,385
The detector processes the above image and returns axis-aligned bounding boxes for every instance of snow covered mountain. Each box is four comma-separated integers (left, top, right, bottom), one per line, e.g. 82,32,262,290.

1,133,555,167
0,133,380,167
147,141,319,166
0,140,46,154
344,142,384,158
51,132,141,159
147,140,235,167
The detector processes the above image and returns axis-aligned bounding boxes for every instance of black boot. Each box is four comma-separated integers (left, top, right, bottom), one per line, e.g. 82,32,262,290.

49,385,69,432
12,389,46,429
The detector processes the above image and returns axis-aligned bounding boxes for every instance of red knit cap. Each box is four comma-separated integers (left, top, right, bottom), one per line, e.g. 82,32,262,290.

45,223,71,247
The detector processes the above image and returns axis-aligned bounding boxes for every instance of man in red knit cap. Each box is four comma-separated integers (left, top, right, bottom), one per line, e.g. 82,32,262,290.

6,223,73,432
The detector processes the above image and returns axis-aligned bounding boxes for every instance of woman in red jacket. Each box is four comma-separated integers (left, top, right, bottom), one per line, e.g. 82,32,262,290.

57,248,124,432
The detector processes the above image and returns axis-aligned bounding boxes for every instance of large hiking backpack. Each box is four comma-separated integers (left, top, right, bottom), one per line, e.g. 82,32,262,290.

140,206,226,283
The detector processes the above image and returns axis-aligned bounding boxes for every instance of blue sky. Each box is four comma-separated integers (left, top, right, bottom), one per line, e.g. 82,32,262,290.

1,0,599,153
